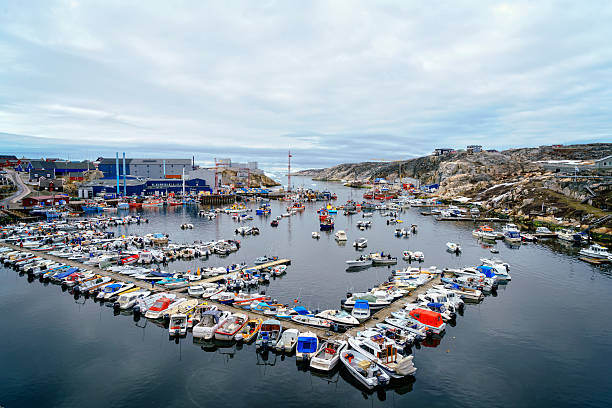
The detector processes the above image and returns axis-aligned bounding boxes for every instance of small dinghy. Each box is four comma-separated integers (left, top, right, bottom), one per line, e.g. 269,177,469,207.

235,318,262,343
312,232,320,239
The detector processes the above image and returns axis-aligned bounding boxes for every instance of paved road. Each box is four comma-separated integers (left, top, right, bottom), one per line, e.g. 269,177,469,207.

1,170,30,209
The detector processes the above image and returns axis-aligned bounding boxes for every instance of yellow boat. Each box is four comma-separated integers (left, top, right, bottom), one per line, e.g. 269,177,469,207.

236,318,262,342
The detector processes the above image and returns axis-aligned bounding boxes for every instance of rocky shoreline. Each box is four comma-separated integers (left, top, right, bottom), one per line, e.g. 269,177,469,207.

296,143,612,231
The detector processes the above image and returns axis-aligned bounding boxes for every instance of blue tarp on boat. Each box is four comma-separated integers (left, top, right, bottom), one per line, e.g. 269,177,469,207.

476,265,496,278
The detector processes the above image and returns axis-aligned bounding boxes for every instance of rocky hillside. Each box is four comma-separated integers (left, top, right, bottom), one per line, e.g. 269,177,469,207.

296,143,612,224
222,169,279,187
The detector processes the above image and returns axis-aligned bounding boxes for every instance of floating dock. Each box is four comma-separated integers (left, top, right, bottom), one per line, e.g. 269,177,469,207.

2,241,439,337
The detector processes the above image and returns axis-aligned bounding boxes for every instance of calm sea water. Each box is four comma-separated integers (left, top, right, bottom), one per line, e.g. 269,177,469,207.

1,177,611,408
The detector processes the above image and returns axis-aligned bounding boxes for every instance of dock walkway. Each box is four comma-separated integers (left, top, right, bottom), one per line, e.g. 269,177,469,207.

2,243,439,338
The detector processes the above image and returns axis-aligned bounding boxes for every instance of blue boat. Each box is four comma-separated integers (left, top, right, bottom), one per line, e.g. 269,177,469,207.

296,332,319,361
51,267,79,281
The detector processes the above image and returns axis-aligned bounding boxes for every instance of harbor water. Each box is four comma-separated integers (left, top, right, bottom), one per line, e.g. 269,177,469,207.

1,177,611,407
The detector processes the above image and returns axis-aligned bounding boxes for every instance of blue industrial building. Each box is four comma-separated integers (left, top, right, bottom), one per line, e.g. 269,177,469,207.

78,178,212,199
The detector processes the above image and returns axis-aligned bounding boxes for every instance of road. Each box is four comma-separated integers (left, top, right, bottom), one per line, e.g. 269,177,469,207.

1,169,30,209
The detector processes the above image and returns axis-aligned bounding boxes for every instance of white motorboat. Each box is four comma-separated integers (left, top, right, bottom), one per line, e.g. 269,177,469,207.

168,314,188,337
369,252,397,265
351,299,371,322
345,256,372,268
310,340,347,371
315,309,359,326
311,232,320,239
114,290,151,310
353,238,368,248
446,242,461,253
335,230,347,241
215,313,248,341
193,310,231,340
275,328,299,352
340,349,390,390
187,285,205,297
579,244,611,259
290,315,331,329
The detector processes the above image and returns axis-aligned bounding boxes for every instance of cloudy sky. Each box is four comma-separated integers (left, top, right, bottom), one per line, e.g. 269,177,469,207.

1,1,611,170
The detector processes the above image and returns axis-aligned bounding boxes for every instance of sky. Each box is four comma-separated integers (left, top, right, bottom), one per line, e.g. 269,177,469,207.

1,1,611,171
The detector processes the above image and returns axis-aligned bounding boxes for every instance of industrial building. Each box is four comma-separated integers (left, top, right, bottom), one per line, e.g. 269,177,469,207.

28,160,93,181
98,158,192,179
77,176,213,199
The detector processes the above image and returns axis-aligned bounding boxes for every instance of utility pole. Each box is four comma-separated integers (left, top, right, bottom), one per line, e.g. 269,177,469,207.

288,150,292,193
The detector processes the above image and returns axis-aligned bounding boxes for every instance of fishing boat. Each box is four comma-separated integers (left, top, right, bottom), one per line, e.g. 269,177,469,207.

315,309,359,326
193,310,230,340
320,217,334,231
215,313,248,341
168,314,188,337
351,299,371,322
235,318,262,342
369,252,397,265
310,340,347,371
340,350,390,390
348,335,416,378
345,256,372,268
275,328,299,352
295,331,319,361
579,244,611,259
256,319,282,350
290,315,331,329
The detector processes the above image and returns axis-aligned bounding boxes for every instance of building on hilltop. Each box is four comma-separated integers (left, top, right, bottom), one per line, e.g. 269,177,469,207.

433,148,454,156
467,145,482,153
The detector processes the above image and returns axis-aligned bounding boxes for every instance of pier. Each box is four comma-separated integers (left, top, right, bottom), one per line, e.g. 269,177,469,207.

1,242,438,338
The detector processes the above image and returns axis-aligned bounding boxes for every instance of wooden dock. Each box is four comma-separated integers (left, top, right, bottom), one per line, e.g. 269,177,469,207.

2,242,439,338
435,217,506,222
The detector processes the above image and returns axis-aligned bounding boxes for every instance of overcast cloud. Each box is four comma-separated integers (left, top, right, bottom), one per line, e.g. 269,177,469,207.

1,1,611,170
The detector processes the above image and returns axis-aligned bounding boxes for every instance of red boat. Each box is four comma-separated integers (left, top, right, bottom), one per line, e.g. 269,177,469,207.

409,308,446,335
363,193,373,199
121,254,139,265
129,201,142,208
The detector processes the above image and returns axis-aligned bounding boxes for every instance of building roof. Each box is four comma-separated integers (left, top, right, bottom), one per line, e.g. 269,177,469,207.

24,195,68,201
98,158,191,165
30,160,92,170
0,155,18,160
595,155,612,162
